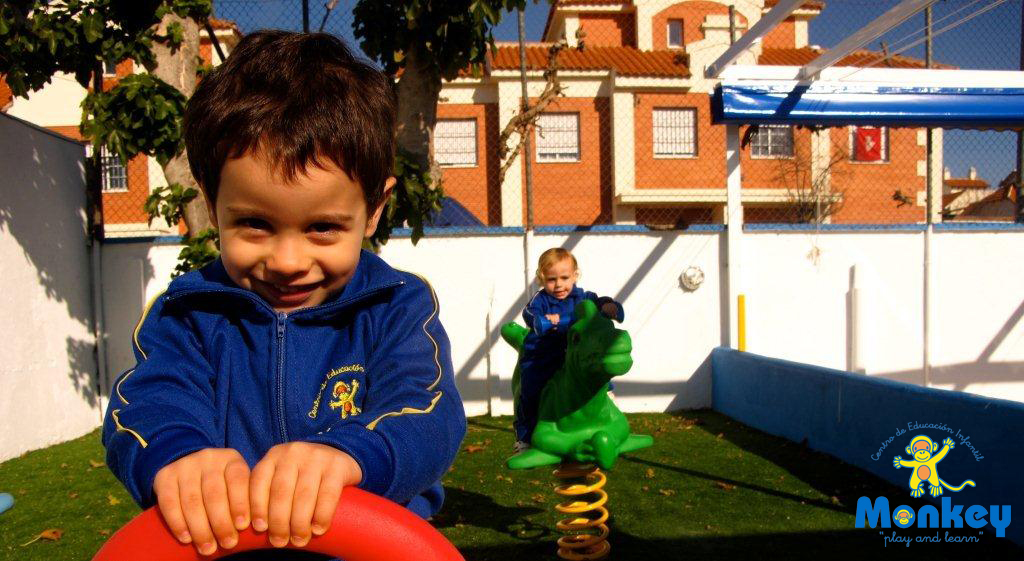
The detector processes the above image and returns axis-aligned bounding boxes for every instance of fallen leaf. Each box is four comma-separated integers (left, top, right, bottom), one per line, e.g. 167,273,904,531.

68,492,79,499
107,494,121,506
658,489,676,496
830,496,841,505
531,493,546,503
716,433,724,439
714,481,736,491
464,445,485,454
21,528,63,547
705,524,714,530
60,463,69,469
16,489,27,495
89,459,104,468
644,468,655,479
99,529,111,536
641,485,650,491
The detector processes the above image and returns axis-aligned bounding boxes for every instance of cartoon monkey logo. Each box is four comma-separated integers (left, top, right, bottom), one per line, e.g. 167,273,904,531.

328,380,361,419
893,435,976,498
892,507,915,528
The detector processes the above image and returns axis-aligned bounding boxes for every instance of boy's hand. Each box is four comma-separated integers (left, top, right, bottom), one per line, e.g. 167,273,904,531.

600,302,619,320
153,448,251,556
545,313,560,324
249,442,362,549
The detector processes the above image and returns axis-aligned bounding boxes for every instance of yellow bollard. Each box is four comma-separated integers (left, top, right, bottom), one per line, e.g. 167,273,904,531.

738,294,746,352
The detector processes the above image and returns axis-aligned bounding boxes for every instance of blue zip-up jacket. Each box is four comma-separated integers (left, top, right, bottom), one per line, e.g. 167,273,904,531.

522,286,623,336
102,250,466,520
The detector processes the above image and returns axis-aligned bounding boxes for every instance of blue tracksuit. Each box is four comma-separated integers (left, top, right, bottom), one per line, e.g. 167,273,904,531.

102,250,466,523
513,286,623,443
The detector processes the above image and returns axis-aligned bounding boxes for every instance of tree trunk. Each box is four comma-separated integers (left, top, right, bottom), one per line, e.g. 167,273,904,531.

395,40,443,186
149,13,211,237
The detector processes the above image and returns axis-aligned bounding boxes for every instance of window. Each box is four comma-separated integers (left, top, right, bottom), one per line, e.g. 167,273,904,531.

750,125,793,158
850,126,888,162
653,108,697,157
101,148,127,192
103,60,118,76
667,20,684,48
434,119,477,166
536,113,580,162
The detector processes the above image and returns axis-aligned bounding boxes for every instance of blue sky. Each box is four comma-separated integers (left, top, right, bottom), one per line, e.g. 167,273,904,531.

214,0,1021,185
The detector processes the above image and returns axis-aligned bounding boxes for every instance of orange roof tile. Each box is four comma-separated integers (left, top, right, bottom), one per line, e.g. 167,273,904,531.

944,178,989,189
759,47,950,69
0,76,12,112
764,0,824,10
208,17,241,34
491,45,688,78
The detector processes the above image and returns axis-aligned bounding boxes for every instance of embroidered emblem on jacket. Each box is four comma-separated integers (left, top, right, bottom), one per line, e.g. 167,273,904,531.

308,364,364,419
329,380,361,419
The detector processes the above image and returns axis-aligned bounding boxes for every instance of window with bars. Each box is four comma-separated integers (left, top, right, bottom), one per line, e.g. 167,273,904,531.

101,148,127,192
849,126,888,162
434,118,478,166
653,108,697,157
667,19,684,48
750,125,794,158
536,113,580,162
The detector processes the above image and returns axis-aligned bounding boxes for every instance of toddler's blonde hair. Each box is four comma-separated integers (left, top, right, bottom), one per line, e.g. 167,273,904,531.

535,248,579,285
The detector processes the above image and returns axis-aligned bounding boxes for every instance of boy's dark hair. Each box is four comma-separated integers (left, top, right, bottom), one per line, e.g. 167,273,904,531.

184,31,396,211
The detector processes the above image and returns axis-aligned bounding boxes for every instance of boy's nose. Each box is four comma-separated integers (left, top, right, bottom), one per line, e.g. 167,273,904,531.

266,237,311,277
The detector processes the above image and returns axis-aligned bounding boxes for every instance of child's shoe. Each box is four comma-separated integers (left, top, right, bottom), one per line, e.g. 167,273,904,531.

513,440,531,453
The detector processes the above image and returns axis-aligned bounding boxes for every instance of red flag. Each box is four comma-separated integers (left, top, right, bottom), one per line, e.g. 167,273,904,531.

854,127,883,161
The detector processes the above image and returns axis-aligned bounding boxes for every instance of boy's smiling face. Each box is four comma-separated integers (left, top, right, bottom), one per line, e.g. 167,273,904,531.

210,152,393,313
541,257,578,300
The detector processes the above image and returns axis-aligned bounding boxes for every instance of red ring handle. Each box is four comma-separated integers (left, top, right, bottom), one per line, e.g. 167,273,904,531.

92,487,463,561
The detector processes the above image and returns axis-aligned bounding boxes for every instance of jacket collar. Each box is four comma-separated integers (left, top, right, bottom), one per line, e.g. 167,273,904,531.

165,249,405,318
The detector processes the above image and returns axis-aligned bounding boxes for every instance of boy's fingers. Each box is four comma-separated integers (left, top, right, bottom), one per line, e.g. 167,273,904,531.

289,469,322,546
310,472,343,537
267,464,299,548
249,460,273,533
201,469,238,550
155,478,191,544
180,472,217,556
225,459,251,531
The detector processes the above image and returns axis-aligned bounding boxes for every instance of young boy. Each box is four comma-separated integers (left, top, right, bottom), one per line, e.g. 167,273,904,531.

513,248,623,451
101,31,466,558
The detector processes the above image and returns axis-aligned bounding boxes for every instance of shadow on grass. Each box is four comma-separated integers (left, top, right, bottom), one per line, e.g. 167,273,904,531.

435,487,552,540
458,527,1019,561
673,409,900,512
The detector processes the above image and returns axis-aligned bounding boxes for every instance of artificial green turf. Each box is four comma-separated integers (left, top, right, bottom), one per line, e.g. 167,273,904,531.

0,412,1019,560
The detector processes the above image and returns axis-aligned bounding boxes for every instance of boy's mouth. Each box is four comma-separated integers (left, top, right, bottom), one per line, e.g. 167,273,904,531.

258,280,321,306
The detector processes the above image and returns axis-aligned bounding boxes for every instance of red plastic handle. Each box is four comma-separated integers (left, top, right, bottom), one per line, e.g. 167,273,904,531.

91,487,463,561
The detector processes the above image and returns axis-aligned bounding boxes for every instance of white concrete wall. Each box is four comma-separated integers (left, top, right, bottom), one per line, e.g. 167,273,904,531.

741,230,1024,403
96,229,1024,429
0,113,98,462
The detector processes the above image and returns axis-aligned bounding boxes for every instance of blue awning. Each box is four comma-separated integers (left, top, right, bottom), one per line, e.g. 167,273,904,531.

712,81,1024,129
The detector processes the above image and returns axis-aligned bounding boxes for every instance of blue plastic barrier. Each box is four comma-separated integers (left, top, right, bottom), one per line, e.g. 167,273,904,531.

711,347,1023,545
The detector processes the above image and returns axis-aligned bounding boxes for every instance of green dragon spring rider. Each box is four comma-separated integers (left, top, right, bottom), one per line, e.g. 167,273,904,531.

502,299,653,560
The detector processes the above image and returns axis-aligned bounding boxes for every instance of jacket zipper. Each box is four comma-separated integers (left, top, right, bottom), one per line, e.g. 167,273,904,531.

165,281,406,444
276,312,289,443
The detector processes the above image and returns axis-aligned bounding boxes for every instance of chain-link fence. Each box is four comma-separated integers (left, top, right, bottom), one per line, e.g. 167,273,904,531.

97,0,1022,237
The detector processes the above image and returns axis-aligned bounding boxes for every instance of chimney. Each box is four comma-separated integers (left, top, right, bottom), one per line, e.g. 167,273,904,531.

943,167,951,180
969,166,977,180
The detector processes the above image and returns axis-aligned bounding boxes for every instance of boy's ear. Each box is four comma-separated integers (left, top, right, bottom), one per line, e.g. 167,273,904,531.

364,176,396,237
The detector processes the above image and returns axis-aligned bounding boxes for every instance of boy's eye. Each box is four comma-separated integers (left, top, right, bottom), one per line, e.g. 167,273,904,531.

237,218,270,230
309,222,342,235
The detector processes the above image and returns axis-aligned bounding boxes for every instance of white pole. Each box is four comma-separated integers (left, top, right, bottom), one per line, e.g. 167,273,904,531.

725,124,743,348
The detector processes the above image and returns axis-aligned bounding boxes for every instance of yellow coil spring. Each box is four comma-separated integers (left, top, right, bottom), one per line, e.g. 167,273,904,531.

552,463,610,561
